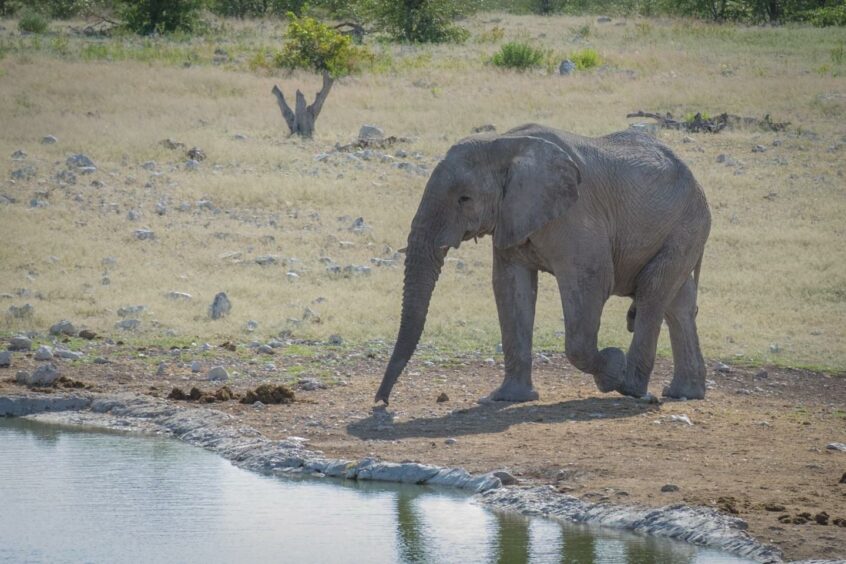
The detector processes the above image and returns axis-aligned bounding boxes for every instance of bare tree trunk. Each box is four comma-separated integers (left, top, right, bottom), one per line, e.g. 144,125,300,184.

271,71,334,138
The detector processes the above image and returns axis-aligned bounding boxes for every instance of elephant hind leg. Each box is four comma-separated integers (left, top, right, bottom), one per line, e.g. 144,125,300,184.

626,303,636,333
662,277,706,399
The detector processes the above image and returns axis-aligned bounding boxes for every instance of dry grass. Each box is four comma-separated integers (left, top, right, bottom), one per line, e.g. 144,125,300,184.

0,14,844,371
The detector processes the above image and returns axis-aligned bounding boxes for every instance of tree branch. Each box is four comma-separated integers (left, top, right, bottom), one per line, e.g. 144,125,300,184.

307,71,334,121
271,84,297,135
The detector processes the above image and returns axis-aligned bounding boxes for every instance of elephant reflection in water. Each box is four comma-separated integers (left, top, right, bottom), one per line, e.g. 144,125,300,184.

393,491,694,563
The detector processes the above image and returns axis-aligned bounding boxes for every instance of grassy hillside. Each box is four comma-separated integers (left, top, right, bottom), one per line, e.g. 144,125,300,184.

1,15,844,371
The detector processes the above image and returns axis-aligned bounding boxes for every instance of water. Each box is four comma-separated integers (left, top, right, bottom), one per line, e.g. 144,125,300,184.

0,418,752,564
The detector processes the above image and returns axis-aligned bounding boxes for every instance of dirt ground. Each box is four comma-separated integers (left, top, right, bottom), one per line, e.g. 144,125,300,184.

2,344,844,561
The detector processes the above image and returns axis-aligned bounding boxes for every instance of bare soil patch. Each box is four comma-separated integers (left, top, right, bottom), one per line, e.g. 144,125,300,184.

2,345,844,561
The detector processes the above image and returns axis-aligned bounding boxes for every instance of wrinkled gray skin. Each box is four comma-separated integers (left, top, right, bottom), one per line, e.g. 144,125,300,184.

376,124,711,404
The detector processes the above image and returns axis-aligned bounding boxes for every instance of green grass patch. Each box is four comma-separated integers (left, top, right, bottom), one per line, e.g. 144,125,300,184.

491,41,547,71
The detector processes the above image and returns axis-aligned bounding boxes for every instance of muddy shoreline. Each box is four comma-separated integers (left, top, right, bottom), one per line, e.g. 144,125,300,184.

1,391,788,563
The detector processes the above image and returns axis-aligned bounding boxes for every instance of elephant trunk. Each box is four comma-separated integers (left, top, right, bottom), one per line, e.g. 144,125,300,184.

375,235,445,404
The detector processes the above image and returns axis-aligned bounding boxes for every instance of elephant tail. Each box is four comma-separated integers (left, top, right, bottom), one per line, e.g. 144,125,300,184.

693,250,704,293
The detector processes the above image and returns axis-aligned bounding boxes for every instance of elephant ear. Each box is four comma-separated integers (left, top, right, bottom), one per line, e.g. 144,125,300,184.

492,136,581,250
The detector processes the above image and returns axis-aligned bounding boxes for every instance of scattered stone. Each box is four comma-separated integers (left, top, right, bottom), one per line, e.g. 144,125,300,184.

764,503,786,512
8,304,34,319
66,154,95,172
127,209,142,221
54,348,83,360
559,59,576,75
93,357,110,364
666,414,693,425
682,136,694,143
11,149,26,160
233,133,248,141
253,401,266,409
286,272,299,282
445,438,458,446
78,329,97,340
155,201,167,215
141,160,157,171
30,197,48,208
210,292,231,319
0,351,11,367
8,337,32,351
160,138,185,150
185,159,200,170
134,228,155,240
117,305,145,318
840,472,846,484
769,343,780,353
41,135,58,144
754,370,768,379
257,344,274,355
21,364,60,386
191,361,202,373
349,217,370,233
208,366,229,381
165,291,192,301
358,125,384,141
752,144,767,153
826,442,846,452
298,378,325,391
492,470,517,486
714,362,732,373
597,15,612,22
255,255,279,266
156,362,166,376
49,320,76,336
187,147,206,161
472,124,496,133
55,169,77,185
115,319,140,331
34,345,53,361
328,334,344,346
10,165,36,181
661,484,680,492
240,384,294,405
436,392,449,403
246,320,258,332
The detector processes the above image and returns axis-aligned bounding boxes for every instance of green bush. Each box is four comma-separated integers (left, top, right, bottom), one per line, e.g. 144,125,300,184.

490,41,546,70
19,10,49,33
121,0,205,34
570,48,602,70
803,5,846,26
210,0,308,18
362,0,476,43
275,14,371,76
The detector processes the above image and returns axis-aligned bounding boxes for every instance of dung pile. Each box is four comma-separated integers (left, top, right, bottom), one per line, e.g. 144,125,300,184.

240,384,295,405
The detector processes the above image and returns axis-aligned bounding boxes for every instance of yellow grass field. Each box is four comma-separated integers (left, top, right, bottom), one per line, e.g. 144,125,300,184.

0,14,844,371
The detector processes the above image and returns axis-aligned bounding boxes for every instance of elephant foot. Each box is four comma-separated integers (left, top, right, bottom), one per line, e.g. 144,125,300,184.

662,381,705,400
479,380,539,403
592,347,626,393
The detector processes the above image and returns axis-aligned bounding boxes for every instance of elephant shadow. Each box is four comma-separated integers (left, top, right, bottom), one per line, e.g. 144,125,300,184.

347,396,659,441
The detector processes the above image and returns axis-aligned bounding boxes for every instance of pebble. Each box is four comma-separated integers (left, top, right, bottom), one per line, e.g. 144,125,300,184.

127,209,142,221
93,357,110,364
191,361,202,373
118,305,145,318
155,201,167,215
8,337,32,351
66,154,95,170
208,366,229,381
41,135,58,144
187,147,206,161
246,320,258,332
298,378,325,391
714,362,731,373
328,334,344,346
34,345,53,361
134,228,155,240
257,344,274,355
252,401,265,409
185,159,200,170
752,144,767,153
141,160,157,171
165,291,192,301
559,59,576,75
50,320,77,336
661,484,680,492
665,414,693,425
826,443,846,452
156,362,166,376
114,316,140,330
11,149,26,160
79,329,97,340
445,438,458,446
10,166,36,181
54,348,83,360
0,351,11,367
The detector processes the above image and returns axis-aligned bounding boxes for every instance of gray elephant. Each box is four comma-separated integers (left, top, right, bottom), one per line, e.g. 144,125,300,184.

376,124,711,404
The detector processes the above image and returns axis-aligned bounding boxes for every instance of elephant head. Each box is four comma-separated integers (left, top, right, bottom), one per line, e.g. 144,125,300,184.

375,134,582,404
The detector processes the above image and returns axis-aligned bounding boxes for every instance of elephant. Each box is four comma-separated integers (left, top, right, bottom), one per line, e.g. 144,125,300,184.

375,123,711,405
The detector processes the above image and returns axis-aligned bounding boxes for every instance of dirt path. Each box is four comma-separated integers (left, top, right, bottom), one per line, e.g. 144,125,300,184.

2,345,844,561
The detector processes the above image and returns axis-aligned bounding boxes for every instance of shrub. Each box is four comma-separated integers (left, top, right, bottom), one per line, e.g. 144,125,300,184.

121,0,205,34
491,41,546,70
19,10,49,34
210,0,308,18
803,5,846,26
570,48,602,70
362,0,476,43
275,14,371,76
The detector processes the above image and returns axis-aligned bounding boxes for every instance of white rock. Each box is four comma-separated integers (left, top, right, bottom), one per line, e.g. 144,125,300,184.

445,438,458,445
667,414,693,426
826,442,846,452
165,291,192,301
54,348,83,360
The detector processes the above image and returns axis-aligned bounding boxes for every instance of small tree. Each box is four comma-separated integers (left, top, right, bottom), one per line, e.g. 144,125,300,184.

361,0,477,43
121,0,205,34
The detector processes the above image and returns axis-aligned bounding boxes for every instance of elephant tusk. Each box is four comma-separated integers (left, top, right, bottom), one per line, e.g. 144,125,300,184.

397,247,407,254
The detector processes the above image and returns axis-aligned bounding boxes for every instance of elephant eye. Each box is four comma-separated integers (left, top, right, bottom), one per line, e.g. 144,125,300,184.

458,195,471,204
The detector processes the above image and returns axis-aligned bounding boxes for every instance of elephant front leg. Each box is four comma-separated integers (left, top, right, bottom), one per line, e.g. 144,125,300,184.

484,254,539,402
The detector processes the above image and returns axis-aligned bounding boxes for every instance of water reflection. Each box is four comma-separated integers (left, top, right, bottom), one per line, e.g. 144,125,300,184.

0,418,750,564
